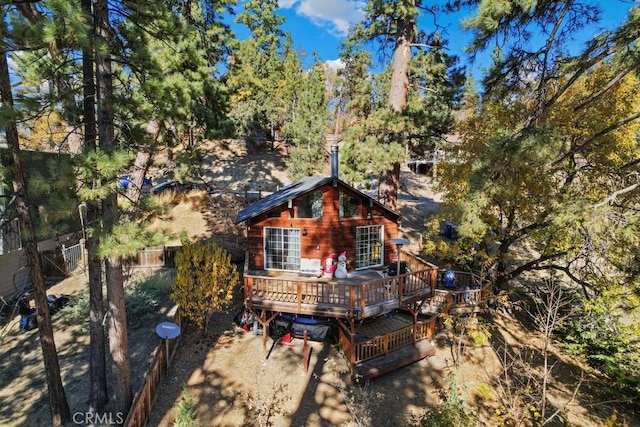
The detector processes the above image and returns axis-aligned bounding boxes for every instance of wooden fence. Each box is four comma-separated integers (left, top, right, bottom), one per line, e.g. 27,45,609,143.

124,308,183,427
126,246,179,268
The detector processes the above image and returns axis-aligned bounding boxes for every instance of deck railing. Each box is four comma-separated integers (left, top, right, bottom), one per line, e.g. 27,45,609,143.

244,268,435,317
347,315,437,364
243,251,493,318
433,281,493,311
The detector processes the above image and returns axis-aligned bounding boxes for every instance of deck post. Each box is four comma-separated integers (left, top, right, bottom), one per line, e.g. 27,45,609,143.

429,268,437,311
349,318,356,377
261,310,268,355
303,331,309,372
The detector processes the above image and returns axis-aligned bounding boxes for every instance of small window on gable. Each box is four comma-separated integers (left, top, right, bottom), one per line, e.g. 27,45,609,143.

371,209,384,217
296,191,323,219
339,190,360,218
265,210,281,218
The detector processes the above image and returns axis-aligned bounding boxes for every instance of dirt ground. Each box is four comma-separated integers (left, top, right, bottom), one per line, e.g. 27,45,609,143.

1,140,637,426
0,268,178,427
146,141,638,426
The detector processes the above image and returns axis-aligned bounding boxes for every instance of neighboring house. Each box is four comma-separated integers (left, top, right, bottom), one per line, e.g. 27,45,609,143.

0,149,82,301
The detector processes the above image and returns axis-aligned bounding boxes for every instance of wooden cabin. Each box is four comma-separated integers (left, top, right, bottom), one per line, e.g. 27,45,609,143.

234,147,492,379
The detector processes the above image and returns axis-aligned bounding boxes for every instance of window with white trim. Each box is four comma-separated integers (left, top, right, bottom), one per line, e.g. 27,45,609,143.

355,225,383,269
264,227,301,271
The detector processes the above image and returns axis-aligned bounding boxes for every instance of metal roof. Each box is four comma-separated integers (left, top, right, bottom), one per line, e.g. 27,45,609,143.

234,176,398,224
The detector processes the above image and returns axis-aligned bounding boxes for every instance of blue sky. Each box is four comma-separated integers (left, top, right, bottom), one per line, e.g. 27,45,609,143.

232,0,636,74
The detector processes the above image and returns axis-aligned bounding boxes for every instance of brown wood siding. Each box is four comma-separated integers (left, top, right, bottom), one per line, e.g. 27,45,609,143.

0,233,79,299
246,182,400,270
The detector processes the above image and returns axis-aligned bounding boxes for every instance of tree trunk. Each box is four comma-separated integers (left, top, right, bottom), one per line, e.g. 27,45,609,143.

378,164,400,212
124,151,151,203
105,253,132,416
0,50,71,427
82,0,108,411
382,7,415,211
388,13,414,113
95,0,133,417
125,120,162,203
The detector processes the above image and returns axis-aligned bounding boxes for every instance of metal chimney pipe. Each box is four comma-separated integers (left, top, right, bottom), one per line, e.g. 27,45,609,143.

331,145,338,179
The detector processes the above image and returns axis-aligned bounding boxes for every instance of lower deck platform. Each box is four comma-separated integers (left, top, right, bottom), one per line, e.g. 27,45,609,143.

355,340,436,381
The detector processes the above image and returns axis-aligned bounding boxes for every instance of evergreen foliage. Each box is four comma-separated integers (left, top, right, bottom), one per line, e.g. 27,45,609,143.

62,272,172,329
227,0,291,139
171,240,238,332
338,10,463,190
558,288,640,396
282,58,329,179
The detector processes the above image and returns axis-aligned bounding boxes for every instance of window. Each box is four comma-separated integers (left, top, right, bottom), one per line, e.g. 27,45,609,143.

296,191,323,219
339,191,360,218
264,227,301,271
355,225,383,269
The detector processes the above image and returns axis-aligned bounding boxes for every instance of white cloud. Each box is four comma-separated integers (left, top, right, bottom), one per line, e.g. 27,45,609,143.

324,58,345,72
279,0,365,37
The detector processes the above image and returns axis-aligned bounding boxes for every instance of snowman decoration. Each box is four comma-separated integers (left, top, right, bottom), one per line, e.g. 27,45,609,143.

334,251,348,279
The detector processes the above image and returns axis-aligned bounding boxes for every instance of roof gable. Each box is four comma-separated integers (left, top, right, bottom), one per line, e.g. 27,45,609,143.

234,177,398,224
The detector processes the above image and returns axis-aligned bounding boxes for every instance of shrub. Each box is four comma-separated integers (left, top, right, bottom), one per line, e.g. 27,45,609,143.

411,374,475,427
174,387,198,427
125,273,173,328
62,271,173,329
558,311,640,396
170,240,238,332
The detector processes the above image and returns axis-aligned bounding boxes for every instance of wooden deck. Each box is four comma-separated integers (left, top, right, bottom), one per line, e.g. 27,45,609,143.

242,252,493,379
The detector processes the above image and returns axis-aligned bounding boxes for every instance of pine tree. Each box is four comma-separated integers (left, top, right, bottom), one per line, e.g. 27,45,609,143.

227,0,294,141
282,57,329,179
340,2,463,209
81,0,108,409
6,0,236,419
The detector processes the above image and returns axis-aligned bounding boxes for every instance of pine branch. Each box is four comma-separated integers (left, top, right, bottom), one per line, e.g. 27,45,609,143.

593,182,640,208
